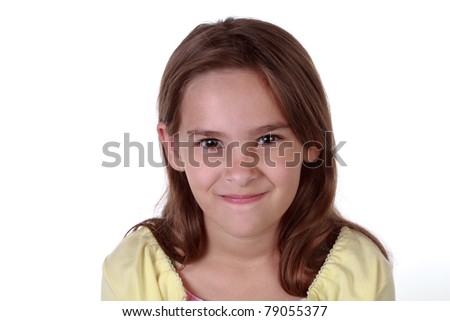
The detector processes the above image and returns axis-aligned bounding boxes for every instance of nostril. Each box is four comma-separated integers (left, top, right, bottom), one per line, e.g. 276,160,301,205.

223,165,258,187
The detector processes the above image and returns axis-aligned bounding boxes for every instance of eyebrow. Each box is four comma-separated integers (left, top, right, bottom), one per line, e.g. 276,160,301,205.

186,122,290,138
251,122,290,135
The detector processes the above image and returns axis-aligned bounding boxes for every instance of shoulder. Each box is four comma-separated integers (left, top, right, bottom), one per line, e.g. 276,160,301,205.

307,227,395,301
101,227,186,301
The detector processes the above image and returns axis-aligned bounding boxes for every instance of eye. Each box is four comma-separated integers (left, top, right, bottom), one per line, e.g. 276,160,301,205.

257,133,280,146
198,138,224,150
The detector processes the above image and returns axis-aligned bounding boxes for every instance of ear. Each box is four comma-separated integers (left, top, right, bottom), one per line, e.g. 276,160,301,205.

157,122,185,172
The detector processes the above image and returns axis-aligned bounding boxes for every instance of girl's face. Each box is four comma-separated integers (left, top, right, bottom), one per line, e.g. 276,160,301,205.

161,69,313,240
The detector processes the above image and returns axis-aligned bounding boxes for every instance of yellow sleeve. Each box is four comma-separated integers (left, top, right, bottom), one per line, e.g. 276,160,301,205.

375,270,396,300
101,258,121,300
101,228,186,301
307,227,395,301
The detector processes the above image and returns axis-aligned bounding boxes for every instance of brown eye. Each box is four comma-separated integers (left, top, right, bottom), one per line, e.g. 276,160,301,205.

257,134,279,146
199,139,223,150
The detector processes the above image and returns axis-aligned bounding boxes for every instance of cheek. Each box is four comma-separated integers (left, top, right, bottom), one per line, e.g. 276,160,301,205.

184,164,219,193
272,166,301,189
262,147,303,194
277,167,301,214
260,143,303,172
178,143,225,168
183,165,222,214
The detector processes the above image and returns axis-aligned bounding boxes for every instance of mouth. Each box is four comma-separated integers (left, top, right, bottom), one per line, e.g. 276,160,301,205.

220,192,267,205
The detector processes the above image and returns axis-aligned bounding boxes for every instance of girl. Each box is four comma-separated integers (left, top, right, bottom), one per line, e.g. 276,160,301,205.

101,17,395,301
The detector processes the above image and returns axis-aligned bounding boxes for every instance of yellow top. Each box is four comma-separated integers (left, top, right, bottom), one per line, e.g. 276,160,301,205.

101,226,395,301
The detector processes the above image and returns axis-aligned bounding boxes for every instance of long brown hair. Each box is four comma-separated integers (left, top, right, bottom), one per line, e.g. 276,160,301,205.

135,17,388,297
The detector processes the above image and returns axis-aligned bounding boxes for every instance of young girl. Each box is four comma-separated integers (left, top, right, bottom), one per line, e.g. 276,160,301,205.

101,17,395,301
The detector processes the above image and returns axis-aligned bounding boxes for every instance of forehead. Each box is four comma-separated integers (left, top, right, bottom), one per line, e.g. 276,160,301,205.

179,68,287,134
185,68,269,92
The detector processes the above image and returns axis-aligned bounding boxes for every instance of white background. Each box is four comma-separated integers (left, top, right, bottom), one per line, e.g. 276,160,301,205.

1,0,449,314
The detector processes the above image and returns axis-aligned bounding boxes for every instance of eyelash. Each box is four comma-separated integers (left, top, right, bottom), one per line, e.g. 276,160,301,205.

197,139,224,150
257,133,281,146
196,134,282,150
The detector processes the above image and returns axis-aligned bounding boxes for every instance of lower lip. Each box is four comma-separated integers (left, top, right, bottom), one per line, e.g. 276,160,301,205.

220,193,267,205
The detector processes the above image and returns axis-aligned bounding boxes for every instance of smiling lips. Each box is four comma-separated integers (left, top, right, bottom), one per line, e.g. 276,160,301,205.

220,192,267,205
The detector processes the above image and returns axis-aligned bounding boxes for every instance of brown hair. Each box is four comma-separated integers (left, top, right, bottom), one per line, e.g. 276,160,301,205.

135,17,388,297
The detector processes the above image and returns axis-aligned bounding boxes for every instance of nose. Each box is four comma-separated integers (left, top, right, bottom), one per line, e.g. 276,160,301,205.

223,142,259,186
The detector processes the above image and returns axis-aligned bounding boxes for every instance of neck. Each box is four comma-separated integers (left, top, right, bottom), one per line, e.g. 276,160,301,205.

203,223,280,269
